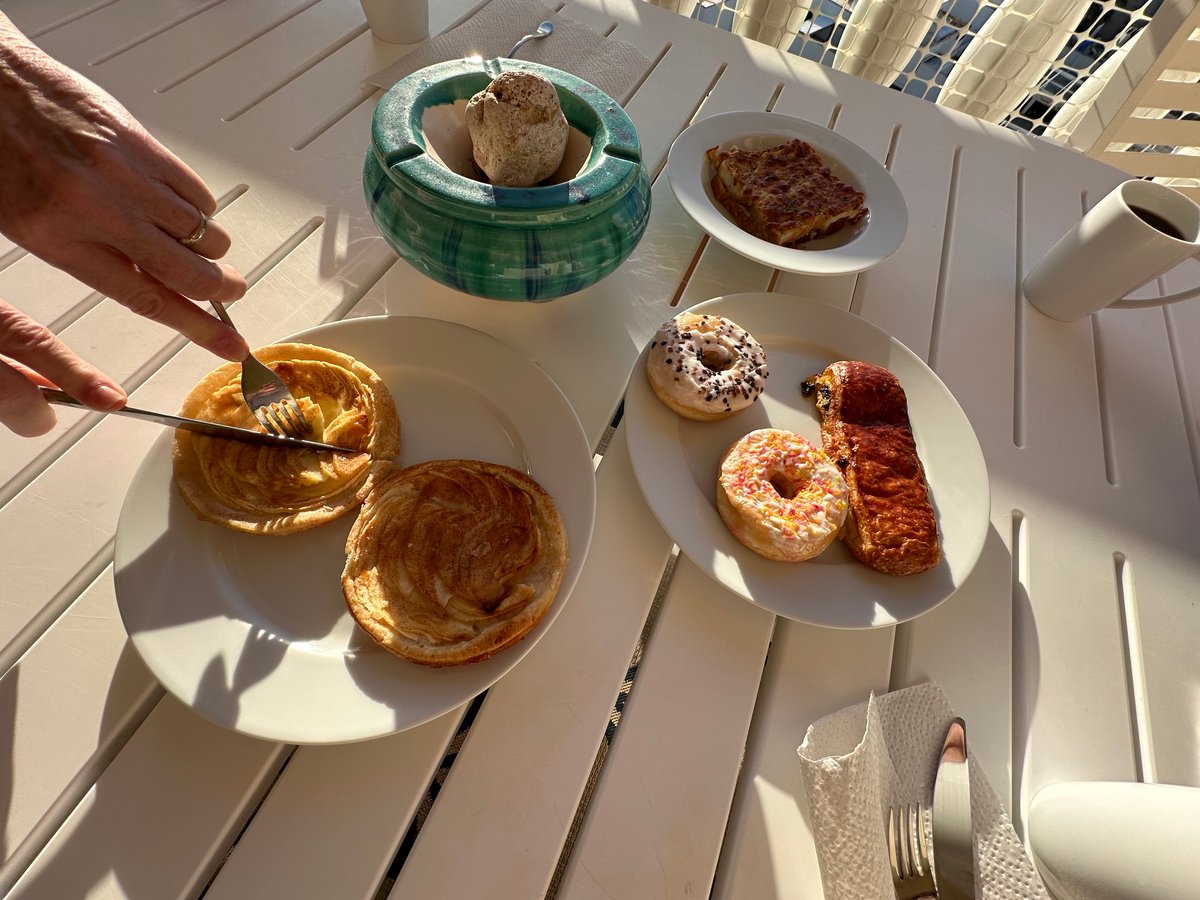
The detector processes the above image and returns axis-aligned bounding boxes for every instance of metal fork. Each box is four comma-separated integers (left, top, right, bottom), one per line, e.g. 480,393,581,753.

210,302,308,438
888,802,938,899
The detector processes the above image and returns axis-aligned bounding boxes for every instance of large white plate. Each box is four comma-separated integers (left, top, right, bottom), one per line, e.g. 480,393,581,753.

115,317,596,744
625,294,989,629
667,111,908,275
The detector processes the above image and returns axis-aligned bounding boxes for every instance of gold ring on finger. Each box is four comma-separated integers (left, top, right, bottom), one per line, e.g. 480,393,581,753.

179,212,208,247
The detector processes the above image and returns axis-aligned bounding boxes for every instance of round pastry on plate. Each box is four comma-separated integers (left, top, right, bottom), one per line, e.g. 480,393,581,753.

342,459,568,667
645,312,768,421
172,342,400,534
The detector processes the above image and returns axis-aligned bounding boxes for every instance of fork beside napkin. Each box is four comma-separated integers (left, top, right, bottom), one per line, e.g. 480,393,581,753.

797,682,1049,899
364,0,653,104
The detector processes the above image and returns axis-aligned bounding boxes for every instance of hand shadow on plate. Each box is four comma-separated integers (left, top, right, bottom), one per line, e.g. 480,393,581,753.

117,485,355,727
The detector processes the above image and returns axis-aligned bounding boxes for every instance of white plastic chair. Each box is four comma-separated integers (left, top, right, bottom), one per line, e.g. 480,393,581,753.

1045,0,1200,204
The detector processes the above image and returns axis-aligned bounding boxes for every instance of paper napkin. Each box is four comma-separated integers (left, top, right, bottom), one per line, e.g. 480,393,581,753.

797,682,1050,900
364,0,653,104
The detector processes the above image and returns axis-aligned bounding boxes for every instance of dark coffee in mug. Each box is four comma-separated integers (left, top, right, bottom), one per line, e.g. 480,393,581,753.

1130,204,1188,240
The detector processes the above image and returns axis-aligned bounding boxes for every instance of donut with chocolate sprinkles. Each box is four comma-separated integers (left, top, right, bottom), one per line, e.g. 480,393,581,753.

645,312,768,421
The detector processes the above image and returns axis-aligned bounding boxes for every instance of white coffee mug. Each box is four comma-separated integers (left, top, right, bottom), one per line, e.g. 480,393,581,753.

1023,179,1200,322
359,0,428,44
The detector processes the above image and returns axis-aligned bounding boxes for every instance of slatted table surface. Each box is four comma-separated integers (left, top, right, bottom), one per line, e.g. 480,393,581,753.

1,1,1197,898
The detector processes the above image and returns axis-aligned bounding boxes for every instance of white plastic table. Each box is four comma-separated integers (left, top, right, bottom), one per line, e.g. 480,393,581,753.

1,1,1197,897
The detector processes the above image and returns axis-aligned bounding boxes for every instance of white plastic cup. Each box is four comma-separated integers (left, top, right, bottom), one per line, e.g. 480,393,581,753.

360,0,429,44
1023,179,1200,322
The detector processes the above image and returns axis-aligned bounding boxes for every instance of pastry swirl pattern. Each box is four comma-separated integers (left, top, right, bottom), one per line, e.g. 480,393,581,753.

172,343,400,534
342,459,568,667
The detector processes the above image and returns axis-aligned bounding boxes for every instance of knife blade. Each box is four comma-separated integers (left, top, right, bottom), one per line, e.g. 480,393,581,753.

38,386,362,454
932,717,976,899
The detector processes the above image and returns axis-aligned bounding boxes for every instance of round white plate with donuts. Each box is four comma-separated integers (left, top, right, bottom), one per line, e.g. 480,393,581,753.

624,293,989,629
667,111,908,276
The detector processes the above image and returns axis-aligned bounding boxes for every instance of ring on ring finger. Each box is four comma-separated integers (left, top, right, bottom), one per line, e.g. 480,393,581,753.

178,212,208,247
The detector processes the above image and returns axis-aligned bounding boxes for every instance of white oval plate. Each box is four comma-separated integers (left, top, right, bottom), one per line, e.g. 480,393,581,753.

624,293,989,629
115,317,596,744
667,111,908,275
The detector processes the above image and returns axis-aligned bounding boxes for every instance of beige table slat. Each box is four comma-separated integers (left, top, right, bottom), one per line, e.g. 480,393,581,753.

28,0,308,68
376,20,790,898
1136,270,1200,788
0,256,96,335
892,121,1030,815
1,0,200,37
0,570,160,897
386,429,675,900
204,710,466,900
713,621,895,900
1017,166,1143,802
554,552,775,900
9,696,286,900
1092,297,1200,789
937,146,1138,821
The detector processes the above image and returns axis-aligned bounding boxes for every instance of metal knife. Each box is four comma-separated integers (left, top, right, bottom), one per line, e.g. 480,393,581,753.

932,717,976,899
38,386,361,454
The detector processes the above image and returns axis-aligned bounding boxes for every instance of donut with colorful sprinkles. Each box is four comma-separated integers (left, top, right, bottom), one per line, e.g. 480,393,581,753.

716,428,849,562
645,312,768,421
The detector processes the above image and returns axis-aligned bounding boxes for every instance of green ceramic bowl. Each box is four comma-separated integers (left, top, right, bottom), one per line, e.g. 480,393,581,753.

364,57,651,301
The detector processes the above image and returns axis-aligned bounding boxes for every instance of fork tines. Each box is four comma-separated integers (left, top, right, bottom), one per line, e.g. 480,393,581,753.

888,801,938,898
256,401,308,438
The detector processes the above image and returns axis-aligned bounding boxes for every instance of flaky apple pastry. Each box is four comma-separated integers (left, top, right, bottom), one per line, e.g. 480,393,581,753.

173,343,400,534
342,459,568,667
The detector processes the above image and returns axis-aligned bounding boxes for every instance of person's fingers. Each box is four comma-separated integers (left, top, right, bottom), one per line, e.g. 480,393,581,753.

152,147,218,219
0,303,128,436
1,354,124,410
0,362,57,437
138,215,245,301
144,179,233,261
0,307,126,408
165,210,234,262
57,245,248,360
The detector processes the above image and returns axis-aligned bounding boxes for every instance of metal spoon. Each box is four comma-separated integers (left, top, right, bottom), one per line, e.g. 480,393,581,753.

507,20,554,57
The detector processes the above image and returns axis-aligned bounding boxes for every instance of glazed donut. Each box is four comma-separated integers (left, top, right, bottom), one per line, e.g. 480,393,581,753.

645,313,768,421
716,428,849,562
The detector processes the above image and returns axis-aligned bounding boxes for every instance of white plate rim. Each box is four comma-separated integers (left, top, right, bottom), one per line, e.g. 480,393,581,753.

667,110,908,275
114,316,597,744
624,293,990,629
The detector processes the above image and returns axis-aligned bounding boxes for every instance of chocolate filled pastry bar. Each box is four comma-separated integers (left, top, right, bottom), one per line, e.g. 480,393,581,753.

342,459,568,667
802,361,940,576
705,139,867,246
173,343,400,534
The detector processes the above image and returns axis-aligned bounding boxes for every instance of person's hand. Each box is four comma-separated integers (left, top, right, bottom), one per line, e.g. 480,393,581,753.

0,300,128,436
0,13,250,435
